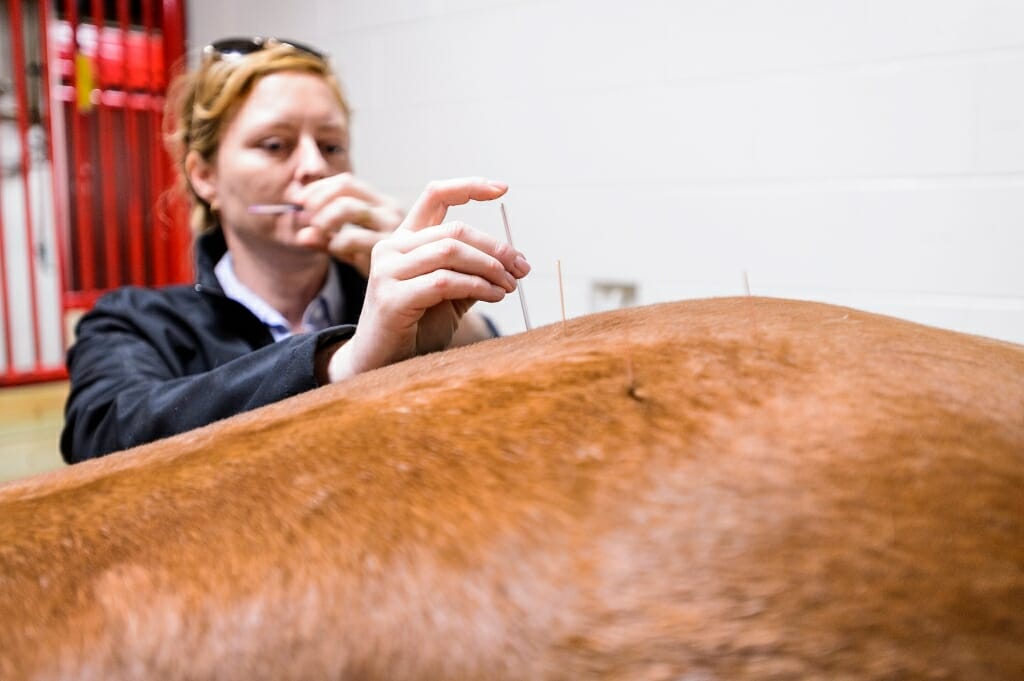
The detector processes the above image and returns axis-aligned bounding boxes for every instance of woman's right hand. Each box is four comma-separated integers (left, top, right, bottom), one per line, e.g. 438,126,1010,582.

322,177,530,382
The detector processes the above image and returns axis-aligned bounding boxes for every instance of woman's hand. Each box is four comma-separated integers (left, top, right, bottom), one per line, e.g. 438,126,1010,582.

324,177,530,382
293,172,404,277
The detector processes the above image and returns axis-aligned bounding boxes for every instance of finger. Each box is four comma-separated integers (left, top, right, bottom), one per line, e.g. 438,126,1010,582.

303,197,400,236
295,225,329,250
295,174,404,239
385,238,518,293
390,271,508,311
327,224,387,264
385,221,530,279
400,177,508,233
298,172,396,212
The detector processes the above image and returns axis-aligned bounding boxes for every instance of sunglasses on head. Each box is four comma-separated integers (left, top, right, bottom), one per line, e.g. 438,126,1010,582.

203,36,327,62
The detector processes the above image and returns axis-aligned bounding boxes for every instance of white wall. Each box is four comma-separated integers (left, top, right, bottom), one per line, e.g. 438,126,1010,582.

189,0,1024,343
0,103,64,374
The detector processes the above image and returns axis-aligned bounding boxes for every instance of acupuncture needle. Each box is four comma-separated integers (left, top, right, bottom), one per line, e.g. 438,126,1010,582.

500,202,532,331
247,203,303,215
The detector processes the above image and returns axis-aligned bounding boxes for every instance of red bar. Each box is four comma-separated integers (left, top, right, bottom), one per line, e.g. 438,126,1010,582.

9,0,45,366
0,0,10,372
92,0,121,289
142,0,167,286
63,290,104,310
119,0,145,286
38,0,71,340
0,97,11,373
0,366,69,388
67,0,97,292
163,0,191,283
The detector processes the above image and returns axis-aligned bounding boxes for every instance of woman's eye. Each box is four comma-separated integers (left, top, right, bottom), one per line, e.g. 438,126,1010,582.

321,142,346,156
259,138,290,154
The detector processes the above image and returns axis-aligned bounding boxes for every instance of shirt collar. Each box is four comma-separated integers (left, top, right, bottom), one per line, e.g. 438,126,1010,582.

214,252,342,341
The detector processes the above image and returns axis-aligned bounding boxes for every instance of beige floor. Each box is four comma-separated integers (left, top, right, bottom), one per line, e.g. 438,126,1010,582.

0,381,69,484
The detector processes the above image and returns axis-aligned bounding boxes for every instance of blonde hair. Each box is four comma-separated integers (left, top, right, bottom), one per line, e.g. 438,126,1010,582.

165,44,350,235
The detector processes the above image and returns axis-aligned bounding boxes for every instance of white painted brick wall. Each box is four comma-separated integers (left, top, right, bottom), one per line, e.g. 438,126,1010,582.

189,0,1024,343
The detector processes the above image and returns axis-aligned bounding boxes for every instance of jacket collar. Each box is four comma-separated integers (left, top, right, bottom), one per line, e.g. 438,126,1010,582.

193,228,229,295
191,227,366,326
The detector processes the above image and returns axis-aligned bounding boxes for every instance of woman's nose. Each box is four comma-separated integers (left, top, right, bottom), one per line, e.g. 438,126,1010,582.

295,137,329,184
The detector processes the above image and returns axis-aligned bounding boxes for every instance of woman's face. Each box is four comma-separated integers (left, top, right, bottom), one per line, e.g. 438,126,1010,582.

190,70,351,250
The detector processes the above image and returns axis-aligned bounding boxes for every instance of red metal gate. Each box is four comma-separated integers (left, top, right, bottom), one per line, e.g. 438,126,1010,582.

0,0,188,387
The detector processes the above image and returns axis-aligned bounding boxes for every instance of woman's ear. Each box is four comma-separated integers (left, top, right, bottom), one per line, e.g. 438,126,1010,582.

185,150,217,206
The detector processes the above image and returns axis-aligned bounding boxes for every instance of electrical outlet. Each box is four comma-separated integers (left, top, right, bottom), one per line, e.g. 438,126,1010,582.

591,281,638,313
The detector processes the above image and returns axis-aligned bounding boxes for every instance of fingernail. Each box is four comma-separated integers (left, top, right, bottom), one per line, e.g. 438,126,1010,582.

504,271,516,291
489,180,508,191
514,255,530,275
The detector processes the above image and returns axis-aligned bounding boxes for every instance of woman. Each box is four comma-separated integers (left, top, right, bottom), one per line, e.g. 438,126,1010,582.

60,37,529,462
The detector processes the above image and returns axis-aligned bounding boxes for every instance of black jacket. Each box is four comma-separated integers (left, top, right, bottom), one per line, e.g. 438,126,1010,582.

60,230,366,463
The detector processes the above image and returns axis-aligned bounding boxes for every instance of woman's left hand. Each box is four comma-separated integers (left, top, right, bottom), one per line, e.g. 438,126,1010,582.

292,172,404,277
323,177,529,382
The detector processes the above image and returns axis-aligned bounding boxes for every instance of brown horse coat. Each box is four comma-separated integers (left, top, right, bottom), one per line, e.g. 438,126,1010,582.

1,297,1022,680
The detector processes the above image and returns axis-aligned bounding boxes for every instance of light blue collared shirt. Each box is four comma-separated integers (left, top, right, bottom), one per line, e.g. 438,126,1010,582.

214,252,343,341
